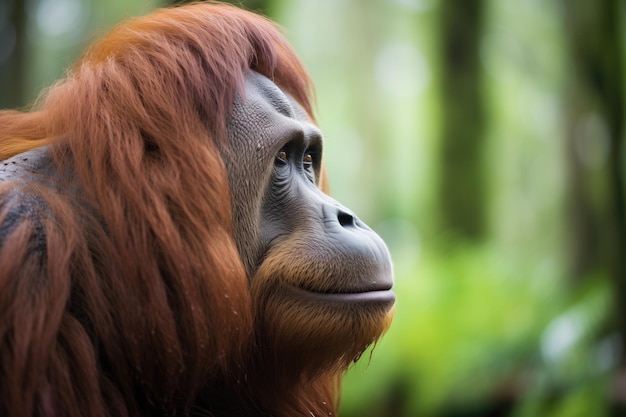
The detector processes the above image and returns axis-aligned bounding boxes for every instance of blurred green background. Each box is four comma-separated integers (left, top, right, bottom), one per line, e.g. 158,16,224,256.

1,0,625,416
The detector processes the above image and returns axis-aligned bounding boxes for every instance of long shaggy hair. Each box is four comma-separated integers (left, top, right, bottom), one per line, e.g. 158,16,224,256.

0,3,321,416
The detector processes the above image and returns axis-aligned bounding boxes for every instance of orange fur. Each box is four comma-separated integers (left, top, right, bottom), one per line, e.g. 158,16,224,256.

0,3,323,416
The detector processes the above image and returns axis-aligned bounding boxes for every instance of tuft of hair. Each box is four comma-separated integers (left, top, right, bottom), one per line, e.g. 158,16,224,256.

0,3,314,417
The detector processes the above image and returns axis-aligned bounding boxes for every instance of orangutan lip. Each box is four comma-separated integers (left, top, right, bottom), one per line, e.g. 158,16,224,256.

288,285,396,305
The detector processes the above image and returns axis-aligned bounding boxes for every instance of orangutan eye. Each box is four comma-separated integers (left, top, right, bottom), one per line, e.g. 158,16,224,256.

302,151,316,183
276,150,288,164
303,152,313,167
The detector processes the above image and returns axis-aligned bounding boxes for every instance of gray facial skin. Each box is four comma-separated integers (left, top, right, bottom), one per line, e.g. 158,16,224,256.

221,71,393,302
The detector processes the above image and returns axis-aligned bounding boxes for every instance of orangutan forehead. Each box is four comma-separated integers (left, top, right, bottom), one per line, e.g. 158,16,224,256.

243,71,312,124
246,72,296,120
228,71,321,158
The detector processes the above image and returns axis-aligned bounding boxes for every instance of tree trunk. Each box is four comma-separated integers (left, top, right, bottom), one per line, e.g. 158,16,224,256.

562,0,626,351
437,0,487,242
0,0,27,109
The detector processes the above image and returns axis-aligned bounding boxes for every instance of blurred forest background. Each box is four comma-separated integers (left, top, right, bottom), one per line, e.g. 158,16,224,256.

1,0,625,416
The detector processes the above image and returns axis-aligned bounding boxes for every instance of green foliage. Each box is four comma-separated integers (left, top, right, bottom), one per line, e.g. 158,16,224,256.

340,247,612,417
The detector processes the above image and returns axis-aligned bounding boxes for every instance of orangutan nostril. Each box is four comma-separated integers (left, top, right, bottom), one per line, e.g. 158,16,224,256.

337,210,356,228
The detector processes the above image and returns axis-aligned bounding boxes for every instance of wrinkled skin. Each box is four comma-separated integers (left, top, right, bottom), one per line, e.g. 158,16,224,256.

224,72,394,295
221,72,395,370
